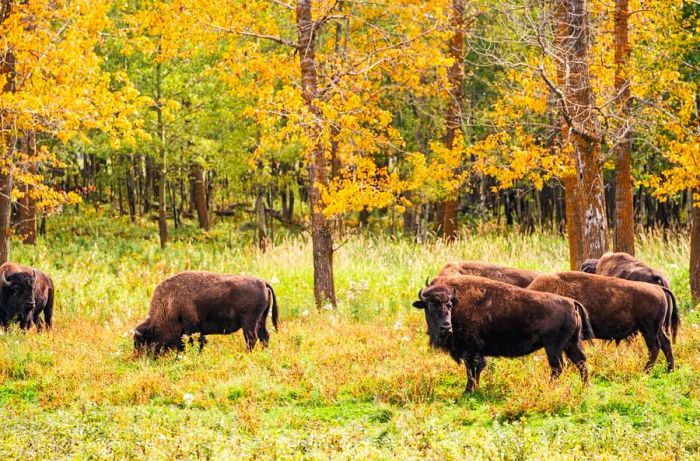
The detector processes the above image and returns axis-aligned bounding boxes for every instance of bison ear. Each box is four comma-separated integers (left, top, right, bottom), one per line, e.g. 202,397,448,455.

412,300,426,309
450,295,458,307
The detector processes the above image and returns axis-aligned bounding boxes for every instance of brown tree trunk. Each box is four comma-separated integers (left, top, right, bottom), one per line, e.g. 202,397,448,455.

297,0,336,308
192,162,210,230
555,0,608,261
442,0,466,241
126,154,137,222
255,189,267,252
18,131,36,244
554,1,584,269
0,0,14,263
613,0,635,255
156,62,168,249
691,191,700,301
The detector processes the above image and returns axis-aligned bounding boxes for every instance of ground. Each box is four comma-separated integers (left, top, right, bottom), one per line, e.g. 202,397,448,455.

1,212,699,460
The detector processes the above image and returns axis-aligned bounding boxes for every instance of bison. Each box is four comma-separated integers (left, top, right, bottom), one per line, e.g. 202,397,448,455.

0,262,54,331
581,252,670,288
133,271,279,355
414,275,593,393
528,271,676,371
436,261,540,288
580,252,679,340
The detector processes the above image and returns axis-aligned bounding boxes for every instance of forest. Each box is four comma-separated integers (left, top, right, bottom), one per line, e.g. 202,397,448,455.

0,0,699,459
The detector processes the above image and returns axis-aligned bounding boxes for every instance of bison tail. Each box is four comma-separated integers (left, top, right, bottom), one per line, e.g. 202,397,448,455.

575,301,595,341
267,283,279,331
662,287,680,343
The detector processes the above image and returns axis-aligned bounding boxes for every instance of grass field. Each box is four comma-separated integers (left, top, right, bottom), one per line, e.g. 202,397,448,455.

1,211,700,460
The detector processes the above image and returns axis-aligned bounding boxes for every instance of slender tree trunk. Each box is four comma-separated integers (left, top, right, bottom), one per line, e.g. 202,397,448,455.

155,62,168,249
18,131,36,244
0,0,15,263
255,189,267,252
297,0,336,308
192,162,210,230
442,0,466,241
557,0,608,259
613,0,635,255
126,154,136,222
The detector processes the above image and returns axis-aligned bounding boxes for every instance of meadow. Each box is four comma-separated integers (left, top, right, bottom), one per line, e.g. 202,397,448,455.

1,212,700,460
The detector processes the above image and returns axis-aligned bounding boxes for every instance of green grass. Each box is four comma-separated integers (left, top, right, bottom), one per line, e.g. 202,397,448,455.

2,210,700,459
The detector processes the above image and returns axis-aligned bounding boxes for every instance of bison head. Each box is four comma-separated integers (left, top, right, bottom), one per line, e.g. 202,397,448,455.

133,320,157,355
413,284,457,349
580,259,599,274
1,270,36,326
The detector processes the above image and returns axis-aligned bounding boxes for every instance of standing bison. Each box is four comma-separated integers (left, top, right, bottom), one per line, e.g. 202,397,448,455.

414,275,593,393
436,261,540,288
134,271,279,355
0,262,54,331
528,271,676,371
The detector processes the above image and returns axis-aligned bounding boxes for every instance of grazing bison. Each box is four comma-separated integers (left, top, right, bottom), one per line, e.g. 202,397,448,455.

0,262,54,331
134,271,278,355
436,261,540,288
581,252,670,288
528,271,676,371
414,275,593,392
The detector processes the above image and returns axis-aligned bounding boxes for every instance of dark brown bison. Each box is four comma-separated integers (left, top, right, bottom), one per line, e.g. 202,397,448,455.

0,262,54,331
414,275,593,392
581,252,670,287
134,271,278,355
528,271,676,371
436,261,540,288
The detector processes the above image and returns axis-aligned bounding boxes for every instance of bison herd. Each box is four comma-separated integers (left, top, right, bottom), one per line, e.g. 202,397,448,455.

423,253,680,392
0,251,683,394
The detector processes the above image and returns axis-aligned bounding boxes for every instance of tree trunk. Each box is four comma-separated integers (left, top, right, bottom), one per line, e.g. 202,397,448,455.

0,0,15,263
442,0,466,241
156,62,168,249
255,189,267,252
126,154,137,222
18,131,36,244
192,162,210,230
613,0,635,255
297,0,336,308
691,191,700,301
557,0,608,259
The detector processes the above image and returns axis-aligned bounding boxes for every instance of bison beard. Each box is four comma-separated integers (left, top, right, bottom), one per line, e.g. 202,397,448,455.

528,271,675,371
134,271,279,356
414,276,591,393
0,262,54,331
436,261,540,288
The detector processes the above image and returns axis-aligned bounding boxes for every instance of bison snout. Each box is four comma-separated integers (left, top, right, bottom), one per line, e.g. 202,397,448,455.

439,321,453,334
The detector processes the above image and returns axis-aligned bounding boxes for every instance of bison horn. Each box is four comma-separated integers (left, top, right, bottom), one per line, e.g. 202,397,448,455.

425,277,430,287
1,271,10,286
31,269,36,281
418,288,426,301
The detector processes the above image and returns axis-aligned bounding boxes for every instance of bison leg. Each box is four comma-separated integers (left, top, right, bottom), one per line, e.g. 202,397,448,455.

564,341,589,384
43,294,53,330
257,322,270,348
198,334,207,351
658,331,674,372
464,354,486,393
544,345,564,379
32,310,44,332
641,330,661,372
242,319,259,352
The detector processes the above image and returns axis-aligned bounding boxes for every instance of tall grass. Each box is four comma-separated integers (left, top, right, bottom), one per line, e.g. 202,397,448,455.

1,211,699,459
